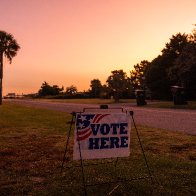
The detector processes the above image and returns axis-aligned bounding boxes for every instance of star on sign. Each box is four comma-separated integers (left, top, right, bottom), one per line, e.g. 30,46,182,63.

81,115,87,122
78,122,85,129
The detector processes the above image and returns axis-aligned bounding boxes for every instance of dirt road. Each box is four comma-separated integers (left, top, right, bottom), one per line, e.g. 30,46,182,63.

5,99,196,135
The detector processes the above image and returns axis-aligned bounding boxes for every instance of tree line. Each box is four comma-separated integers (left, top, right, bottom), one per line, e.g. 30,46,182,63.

38,27,196,101
37,70,133,102
1,27,195,105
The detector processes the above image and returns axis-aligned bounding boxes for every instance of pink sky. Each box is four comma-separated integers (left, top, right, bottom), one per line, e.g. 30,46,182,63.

1,0,196,95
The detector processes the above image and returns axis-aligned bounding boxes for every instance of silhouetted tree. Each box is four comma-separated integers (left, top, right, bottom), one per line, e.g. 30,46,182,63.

106,70,129,102
38,81,64,96
0,31,20,105
163,33,189,84
99,84,110,99
162,33,188,58
121,77,134,98
130,60,150,90
145,33,189,99
89,79,102,98
189,24,196,43
65,85,77,96
172,42,196,98
145,55,171,99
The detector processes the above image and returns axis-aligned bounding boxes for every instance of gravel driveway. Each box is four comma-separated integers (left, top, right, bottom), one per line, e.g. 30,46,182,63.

5,99,196,135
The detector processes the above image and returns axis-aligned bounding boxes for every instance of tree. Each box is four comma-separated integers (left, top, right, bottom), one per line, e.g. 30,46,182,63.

106,70,129,102
99,84,110,99
172,42,196,98
121,77,134,98
65,85,77,96
89,79,102,98
130,60,150,90
38,81,64,96
0,31,20,105
162,33,188,58
38,82,50,96
189,24,196,43
145,56,171,99
145,33,189,99
52,84,64,95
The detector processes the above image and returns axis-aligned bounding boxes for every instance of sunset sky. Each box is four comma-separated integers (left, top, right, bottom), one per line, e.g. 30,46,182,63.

1,0,196,95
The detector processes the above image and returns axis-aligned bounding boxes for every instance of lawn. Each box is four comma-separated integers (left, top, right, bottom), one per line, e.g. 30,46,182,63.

144,101,196,110
35,98,196,110
36,98,136,104
0,103,195,195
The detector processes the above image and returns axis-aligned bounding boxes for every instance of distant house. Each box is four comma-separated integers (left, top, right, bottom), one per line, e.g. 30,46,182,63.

4,93,24,99
5,93,16,99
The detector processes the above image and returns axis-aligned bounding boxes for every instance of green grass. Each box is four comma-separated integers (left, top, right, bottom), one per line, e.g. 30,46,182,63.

144,101,196,110
36,98,136,104
33,98,196,109
0,103,195,195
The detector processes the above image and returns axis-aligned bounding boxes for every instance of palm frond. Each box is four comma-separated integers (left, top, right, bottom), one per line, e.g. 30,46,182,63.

0,30,20,63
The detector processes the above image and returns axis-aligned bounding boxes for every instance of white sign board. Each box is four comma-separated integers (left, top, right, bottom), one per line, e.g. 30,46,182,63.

73,113,131,160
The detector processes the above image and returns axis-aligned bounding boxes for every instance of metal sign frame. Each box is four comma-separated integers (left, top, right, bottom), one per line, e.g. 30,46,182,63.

61,106,153,195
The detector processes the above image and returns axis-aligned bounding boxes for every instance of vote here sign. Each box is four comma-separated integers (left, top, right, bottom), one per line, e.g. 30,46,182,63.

73,113,131,160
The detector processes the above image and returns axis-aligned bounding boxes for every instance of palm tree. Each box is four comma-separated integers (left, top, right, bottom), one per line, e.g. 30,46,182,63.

0,30,20,105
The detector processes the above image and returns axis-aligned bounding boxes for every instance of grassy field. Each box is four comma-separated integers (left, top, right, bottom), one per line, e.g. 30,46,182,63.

0,103,195,195
37,98,136,104
36,98,196,110
144,101,196,110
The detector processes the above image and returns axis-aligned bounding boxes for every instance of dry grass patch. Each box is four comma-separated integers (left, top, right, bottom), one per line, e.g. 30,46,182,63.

136,126,196,161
